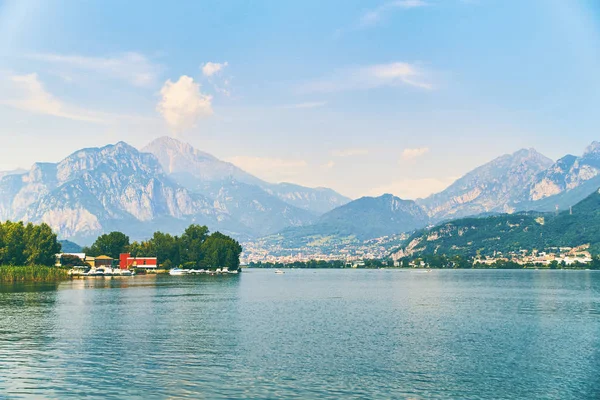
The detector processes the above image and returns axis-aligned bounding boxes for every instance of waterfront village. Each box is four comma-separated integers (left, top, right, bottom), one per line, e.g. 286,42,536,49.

473,245,593,267
242,236,595,269
241,234,409,266
403,245,595,268
56,252,237,276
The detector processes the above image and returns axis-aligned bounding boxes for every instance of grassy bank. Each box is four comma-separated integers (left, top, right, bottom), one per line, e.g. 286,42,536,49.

0,266,69,282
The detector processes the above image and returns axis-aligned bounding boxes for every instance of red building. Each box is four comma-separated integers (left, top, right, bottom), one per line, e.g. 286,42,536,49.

119,253,158,270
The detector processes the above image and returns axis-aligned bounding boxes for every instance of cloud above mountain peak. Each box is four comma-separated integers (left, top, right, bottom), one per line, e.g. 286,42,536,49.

157,75,213,132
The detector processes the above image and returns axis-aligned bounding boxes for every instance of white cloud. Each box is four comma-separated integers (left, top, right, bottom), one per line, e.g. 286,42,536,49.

227,156,307,181
299,62,433,93
401,147,430,160
368,176,458,200
360,0,428,27
201,62,232,96
281,101,327,109
331,148,369,157
323,160,336,169
1,73,104,123
157,75,213,132
28,52,161,87
202,61,228,77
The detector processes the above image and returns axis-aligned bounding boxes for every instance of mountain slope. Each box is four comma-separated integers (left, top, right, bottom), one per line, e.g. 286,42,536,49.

513,142,600,211
210,179,317,236
418,148,553,221
142,136,350,215
267,194,430,249
394,187,600,259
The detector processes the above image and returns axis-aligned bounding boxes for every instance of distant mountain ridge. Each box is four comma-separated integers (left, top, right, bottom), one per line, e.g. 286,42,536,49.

0,138,350,244
3,137,600,250
417,148,554,221
256,141,600,255
265,194,430,249
143,137,350,215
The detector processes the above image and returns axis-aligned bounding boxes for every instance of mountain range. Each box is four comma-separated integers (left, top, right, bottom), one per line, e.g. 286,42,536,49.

0,138,349,244
2,138,600,249
272,142,600,249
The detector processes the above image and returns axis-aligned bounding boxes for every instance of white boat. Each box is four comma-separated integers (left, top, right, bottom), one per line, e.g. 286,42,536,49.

228,270,239,274
275,269,285,274
169,268,188,276
88,268,105,276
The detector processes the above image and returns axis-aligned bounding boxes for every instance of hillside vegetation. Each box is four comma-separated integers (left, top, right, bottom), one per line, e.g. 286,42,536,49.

394,188,600,259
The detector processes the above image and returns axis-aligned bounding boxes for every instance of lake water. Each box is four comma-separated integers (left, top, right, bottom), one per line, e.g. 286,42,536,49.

1,269,600,399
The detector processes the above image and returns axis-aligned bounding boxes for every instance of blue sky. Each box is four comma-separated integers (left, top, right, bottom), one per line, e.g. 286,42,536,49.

0,0,599,199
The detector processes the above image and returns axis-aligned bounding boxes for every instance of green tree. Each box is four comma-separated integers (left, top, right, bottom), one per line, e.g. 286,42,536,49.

179,224,209,267
84,231,130,259
3,221,26,266
24,223,61,266
146,232,180,267
60,254,86,267
200,232,242,270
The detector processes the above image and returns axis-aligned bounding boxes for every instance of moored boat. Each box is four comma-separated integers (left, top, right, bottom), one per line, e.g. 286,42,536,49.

169,268,188,276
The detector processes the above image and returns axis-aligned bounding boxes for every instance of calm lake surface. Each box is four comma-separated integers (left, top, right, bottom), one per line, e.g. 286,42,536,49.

1,269,600,399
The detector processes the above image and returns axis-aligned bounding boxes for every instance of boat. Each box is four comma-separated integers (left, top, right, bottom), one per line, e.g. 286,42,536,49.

68,267,90,277
169,268,188,276
88,268,105,276
275,269,285,274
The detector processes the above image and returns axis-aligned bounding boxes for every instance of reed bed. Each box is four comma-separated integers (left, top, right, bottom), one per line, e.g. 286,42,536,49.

0,266,69,282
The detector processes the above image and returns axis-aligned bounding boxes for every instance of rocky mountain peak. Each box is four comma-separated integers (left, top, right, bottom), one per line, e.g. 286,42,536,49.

418,148,553,221
583,141,600,157
512,148,552,164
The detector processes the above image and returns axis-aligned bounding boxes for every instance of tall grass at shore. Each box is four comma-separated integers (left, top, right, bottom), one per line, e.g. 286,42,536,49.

0,266,69,282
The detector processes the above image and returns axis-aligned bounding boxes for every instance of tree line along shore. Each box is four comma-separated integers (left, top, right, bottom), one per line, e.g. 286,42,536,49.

0,221,242,282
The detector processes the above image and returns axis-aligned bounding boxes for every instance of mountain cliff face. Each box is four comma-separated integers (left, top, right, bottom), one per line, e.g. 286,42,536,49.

0,142,235,243
418,149,553,221
520,142,600,209
143,137,350,215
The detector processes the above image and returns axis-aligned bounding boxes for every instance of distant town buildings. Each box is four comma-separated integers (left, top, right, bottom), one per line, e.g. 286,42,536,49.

241,234,409,264
474,245,593,266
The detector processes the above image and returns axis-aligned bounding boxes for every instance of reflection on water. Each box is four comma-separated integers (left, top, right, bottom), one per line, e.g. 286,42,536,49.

1,270,600,399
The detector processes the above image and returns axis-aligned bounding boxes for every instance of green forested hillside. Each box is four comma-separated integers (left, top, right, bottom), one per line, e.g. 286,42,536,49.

394,189,600,259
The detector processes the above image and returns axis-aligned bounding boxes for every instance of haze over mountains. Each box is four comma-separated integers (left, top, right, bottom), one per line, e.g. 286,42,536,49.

274,142,600,249
1,138,600,247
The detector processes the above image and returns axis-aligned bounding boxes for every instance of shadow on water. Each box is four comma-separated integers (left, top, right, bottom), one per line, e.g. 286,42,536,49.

0,281,60,294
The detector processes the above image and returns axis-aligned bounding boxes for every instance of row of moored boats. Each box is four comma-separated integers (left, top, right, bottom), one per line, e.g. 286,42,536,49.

169,268,238,275
68,267,134,277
